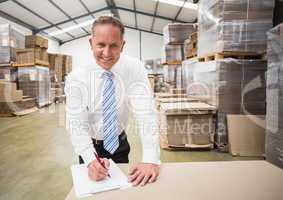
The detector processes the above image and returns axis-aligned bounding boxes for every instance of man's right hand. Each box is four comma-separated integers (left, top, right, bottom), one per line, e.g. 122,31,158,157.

87,158,110,181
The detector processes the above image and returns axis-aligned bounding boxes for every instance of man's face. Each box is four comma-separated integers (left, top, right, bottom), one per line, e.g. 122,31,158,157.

90,24,125,70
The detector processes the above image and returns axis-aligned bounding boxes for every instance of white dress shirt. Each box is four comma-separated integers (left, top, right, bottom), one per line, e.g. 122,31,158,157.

65,54,160,166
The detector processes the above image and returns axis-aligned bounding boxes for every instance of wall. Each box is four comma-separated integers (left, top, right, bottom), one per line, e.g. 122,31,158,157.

59,27,163,70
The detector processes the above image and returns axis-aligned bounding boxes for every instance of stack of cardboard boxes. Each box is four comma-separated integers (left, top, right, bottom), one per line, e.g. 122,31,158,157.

0,25,36,115
48,53,72,102
198,0,275,57
16,35,49,66
180,0,274,148
15,35,51,107
266,23,283,169
162,23,195,90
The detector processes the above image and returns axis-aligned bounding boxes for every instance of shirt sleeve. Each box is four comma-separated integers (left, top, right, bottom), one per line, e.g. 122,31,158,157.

65,72,96,166
127,61,161,165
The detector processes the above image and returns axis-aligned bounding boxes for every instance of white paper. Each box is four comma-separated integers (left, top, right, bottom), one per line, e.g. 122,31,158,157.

71,160,131,198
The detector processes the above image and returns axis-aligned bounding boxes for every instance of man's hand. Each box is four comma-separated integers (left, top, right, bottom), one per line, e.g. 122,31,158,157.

88,158,110,181
128,163,159,186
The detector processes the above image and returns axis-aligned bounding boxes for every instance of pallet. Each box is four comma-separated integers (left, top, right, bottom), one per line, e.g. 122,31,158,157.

13,107,38,116
162,60,182,65
13,60,49,67
161,142,214,151
198,52,265,62
215,142,229,152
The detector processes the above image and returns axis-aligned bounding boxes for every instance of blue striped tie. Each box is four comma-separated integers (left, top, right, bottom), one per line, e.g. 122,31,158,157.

102,71,119,154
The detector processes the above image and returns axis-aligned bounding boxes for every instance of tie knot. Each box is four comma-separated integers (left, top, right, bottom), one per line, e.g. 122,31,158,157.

102,71,113,79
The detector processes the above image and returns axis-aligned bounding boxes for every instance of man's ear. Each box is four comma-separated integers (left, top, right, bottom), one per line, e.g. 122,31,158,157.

89,38,93,49
121,40,126,52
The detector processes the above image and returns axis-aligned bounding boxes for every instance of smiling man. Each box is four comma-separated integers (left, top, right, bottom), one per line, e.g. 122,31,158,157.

65,16,160,186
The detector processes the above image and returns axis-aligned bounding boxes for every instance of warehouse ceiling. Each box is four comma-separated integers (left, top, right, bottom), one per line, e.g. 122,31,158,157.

0,0,198,45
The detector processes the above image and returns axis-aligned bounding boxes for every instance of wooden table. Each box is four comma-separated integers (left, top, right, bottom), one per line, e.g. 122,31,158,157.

65,160,283,200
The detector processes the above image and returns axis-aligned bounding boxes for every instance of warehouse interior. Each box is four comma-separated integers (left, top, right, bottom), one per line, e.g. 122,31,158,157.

0,0,283,200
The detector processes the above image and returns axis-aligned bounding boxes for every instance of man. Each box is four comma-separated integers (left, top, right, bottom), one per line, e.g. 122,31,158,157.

65,16,160,187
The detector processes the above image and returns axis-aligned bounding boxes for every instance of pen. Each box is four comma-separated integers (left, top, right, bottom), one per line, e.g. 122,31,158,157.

94,152,111,178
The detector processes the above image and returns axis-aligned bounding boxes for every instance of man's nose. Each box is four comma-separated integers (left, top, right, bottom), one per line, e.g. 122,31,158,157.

103,46,111,56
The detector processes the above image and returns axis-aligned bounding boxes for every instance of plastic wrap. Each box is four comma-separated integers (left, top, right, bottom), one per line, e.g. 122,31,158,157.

0,24,25,48
144,59,163,75
163,23,195,45
182,58,267,144
198,0,275,57
161,44,184,63
163,64,182,88
17,66,51,107
266,23,283,169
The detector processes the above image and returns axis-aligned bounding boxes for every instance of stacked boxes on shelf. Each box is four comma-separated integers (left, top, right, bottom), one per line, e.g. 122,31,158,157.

62,55,72,81
15,35,51,108
49,53,64,82
16,35,49,66
183,59,267,145
48,53,72,102
0,24,24,65
183,0,275,148
144,59,167,93
184,31,198,59
0,24,37,115
17,66,51,107
198,0,275,57
266,23,283,169
162,23,195,91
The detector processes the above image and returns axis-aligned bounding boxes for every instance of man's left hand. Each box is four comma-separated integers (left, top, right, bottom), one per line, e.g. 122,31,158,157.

128,163,160,186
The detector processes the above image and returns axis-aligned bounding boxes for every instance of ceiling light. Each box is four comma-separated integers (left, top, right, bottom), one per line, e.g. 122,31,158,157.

49,19,94,36
154,0,198,10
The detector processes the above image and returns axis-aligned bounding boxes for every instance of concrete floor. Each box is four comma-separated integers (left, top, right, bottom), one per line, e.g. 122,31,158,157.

0,104,261,200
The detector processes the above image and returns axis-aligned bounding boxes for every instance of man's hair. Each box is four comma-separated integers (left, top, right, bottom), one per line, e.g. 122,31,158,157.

91,16,125,38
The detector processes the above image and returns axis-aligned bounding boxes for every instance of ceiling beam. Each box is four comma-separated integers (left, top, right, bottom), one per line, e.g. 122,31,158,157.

150,1,159,32
0,9,62,43
11,0,75,39
36,6,190,34
133,0,137,28
0,10,36,30
174,0,186,22
47,0,90,35
113,6,188,23
34,6,109,33
105,0,120,19
60,24,162,45
78,0,95,19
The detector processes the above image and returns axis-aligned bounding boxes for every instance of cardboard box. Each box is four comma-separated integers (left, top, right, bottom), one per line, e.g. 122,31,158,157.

16,48,49,66
158,102,216,147
0,82,23,102
0,47,16,64
49,53,64,82
25,35,48,49
198,0,274,56
162,45,184,63
163,23,195,45
227,115,265,157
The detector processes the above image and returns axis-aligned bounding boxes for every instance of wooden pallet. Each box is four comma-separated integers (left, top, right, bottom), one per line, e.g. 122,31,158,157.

215,142,229,152
13,107,38,116
198,52,265,62
161,142,214,151
162,60,182,65
13,60,49,67
160,137,214,151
